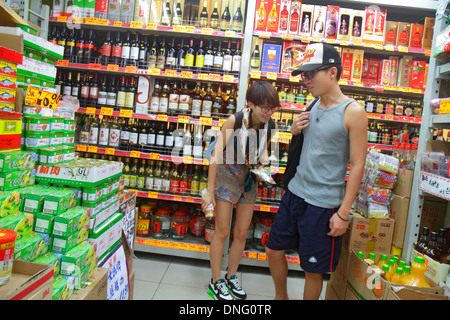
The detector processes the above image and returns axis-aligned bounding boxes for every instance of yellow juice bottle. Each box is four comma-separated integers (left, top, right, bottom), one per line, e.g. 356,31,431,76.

401,256,430,287
390,267,404,284
376,254,388,270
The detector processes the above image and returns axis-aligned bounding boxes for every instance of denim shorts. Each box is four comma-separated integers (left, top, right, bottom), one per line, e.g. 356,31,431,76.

266,189,342,273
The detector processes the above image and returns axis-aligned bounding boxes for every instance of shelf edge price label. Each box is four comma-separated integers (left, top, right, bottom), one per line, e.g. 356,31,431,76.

76,144,87,151
85,17,99,24
180,70,193,78
119,109,133,117
24,86,61,110
98,19,108,25
105,148,115,155
100,107,114,116
149,153,160,160
223,74,234,82
107,64,119,71
130,21,144,28
157,114,168,121
125,65,137,73
260,204,271,212
130,150,141,158
202,28,213,35
200,117,212,125
178,115,190,123
208,73,221,81
250,70,261,79
165,69,177,77
198,73,208,80
86,107,96,114
56,59,69,67
440,99,450,114
148,191,158,199
183,155,193,164
146,22,157,29
266,72,277,80
147,67,161,75
88,145,98,153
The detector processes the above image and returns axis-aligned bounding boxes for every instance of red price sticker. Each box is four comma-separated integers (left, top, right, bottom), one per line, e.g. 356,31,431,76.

25,86,61,110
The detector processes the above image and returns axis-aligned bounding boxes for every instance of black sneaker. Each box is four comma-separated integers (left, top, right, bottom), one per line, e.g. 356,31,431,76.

225,274,247,300
207,278,233,300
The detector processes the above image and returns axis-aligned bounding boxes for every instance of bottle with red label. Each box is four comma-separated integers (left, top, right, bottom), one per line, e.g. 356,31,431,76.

170,164,180,193
171,209,189,240
100,31,112,66
179,164,189,194
137,204,152,237
152,208,171,238
253,215,273,251
111,31,123,66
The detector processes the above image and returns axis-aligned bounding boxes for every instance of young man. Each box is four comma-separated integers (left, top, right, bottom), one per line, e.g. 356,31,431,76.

265,43,368,300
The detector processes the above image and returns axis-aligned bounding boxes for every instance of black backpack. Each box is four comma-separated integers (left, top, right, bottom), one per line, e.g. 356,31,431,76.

281,98,319,189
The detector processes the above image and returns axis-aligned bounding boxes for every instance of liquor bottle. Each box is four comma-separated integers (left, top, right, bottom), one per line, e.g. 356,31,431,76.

97,74,108,108
138,35,148,65
106,76,118,109
123,158,131,187
129,33,140,66
174,124,184,149
117,76,127,109
156,37,167,70
162,162,172,192
148,37,158,68
166,38,177,68
200,0,209,28
191,82,202,116
137,160,146,189
62,72,72,97
289,5,299,33
89,117,100,145
71,72,81,98
84,29,95,63
286,86,295,103
325,11,337,37
195,40,205,71
156,122,166,147
153,161,163,191
232,0,243,32
149,82,161,113
125,77,137,110
144,160,155,190
121,32,131,67
279,1,289,32
232,41,241,72
169,163,179,193
414,226,430,253
199,166,208,192
190,165,200,195
109,117,121,148
80,73,90,100
129,119,139,150
176,39,185,71
178,82,191,114
161,0,172,26
423,232,442,262
120,118,130,151
159,82,169,113
183,125,193,156
278,83,286,102
193,125,204,158
129,159,138,188
138,120,148,150
212,84,223,115
147,121,156,146
226,85,236,114
80,116,90,144
75,29,85,63
55,71,63,95
48,26,58,44
178,164,188,194
222,40,232,72
165,122,177,149
57,27,66,49
213,40,224,70
111,31,122,66
267,3,278,31
173,0,183,25
296,86,305,105
191,8,199,26
168,82,180,115
202,84,213,117
98,117,110,146
89,73,99,103
184,38,195,68
220,0,231,31
204,40,214,69
250,45,260,69
64,28,76,61
210,1,219,29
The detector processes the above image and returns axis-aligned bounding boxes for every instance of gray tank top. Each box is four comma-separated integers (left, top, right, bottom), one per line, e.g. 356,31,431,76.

288,97,354,209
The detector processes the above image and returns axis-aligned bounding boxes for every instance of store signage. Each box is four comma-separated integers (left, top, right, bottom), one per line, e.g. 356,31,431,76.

25,86,61,110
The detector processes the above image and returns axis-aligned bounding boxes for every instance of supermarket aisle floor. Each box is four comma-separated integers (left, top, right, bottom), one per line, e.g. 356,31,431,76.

132,251,329,300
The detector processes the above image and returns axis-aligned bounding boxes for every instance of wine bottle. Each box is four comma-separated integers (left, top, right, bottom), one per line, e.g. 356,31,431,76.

84,29,94,63
147,121,156,146
222,40,232,72
184,38,195,68
178,82,191,114
98,116,110,146
80,73,91,99
168,82,180,115
106,76,117,109
89,116,100,145
166,38,177,69
232,41,241,72
210,1,219,29
109,117,121,148
212,83,223,115
156,37,166,69
161,0,172,26
125,77,137,110
191,82,202,116
232,0,243,32
250,44,260,69
213,40,224,70
129,33,140,66
117,76,127,109
62,72,72,96
220,0,231,31
156,122,166,147
80,116,90,144
173,0,183,25
176,39,185,71
159,82,169,113
201,84,213,117
129,119,139,150
121,32,131,67
111,31,122,66
120,118,130,151
148,37,158,68
64,28,76,61
75,29,85,63
138,35,148,65
200,0,209,28
89,72,99,103
204,40,214,70
150,81,161,113
71,72,81,99
195,39,205,71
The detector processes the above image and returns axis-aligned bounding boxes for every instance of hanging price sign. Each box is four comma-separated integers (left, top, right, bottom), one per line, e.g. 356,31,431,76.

25,86,61,110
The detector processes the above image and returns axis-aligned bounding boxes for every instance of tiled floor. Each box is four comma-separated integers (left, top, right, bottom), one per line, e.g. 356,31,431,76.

132,251,329,300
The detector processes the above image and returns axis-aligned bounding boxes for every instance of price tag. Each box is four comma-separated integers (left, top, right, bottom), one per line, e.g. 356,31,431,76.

98,19,109,25
149,153,160,160
76,144,87,151
260,204,271,212
146,23,157,30
440,99,450,114
289,75,300,83
180,70,193,78
384,114,394,121
73,17,83,24
136,238,144,245
128,189,138,195
200,117,213,125
88,145,98,153
186,197,194,202
374,43,384,50
85,17,99,24
250,70,261,79
301,36,311,43
183,155,193,164
107,64,119,71
24,86,61,110
144,239,153,245
219,118,227,127
147,68,161,75
165,69,177,77
178,115,190,123
119,109,133,117
130,21,144,28
125,66,137,73
208,73,221,81
157,114,168,121
130,150,141,158
340,40,349,46
202,28,213,35
312,37,321,43
113,21,122,27
57,16,68,22
105,148,115,155
185,26,195,33
259,32,271,39
174,195,182,201
56,59,69,67
225,31,235,37
266,72,277,80
173,25,186,32
385,45,395,51
100,107,114,115
258,253,267,261
281,33,294,41
398,46,408,53
425,49,431,57
86,107,96,114
88,63,102,69
148,191,158,199
325,38,336,44
198,73,208,80
223,74,234,82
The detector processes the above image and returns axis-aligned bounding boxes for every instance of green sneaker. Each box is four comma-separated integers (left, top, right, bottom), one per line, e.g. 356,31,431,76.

207,278,233,300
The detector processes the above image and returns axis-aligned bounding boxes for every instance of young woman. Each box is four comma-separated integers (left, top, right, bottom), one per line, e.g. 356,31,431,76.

201,81,279,300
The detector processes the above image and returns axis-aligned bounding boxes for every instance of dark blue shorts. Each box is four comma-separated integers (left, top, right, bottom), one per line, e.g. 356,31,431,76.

266,189,342,274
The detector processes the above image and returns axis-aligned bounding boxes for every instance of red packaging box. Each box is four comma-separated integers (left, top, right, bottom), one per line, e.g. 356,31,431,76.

409,60,426,89
389,56,399,86
255,0,269,31
361,58,369,82
410,24,424,48
397,22,411,47
378,59,391,86
266,0,281,32
366,58,380,84
95,0,109,18
341,48,353,80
